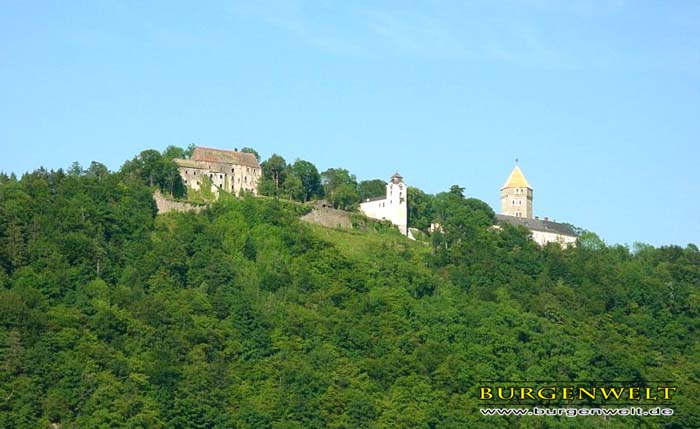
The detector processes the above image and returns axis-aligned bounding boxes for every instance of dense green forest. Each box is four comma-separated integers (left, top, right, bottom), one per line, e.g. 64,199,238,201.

0,151,699,428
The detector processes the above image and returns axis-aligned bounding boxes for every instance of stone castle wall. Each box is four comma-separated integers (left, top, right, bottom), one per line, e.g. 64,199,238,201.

301,201,353,229
153,190,203,214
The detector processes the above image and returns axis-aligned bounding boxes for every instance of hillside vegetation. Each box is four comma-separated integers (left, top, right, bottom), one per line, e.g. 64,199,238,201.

0,159,699,428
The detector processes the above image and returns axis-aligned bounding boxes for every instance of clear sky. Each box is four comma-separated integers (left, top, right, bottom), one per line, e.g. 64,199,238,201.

1,1,698,247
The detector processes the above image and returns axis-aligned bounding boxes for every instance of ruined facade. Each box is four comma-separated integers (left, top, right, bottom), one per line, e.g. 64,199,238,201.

174,147,261,196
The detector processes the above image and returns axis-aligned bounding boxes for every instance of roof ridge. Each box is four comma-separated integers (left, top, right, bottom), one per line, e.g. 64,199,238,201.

191,146,261,168
196,146,235,153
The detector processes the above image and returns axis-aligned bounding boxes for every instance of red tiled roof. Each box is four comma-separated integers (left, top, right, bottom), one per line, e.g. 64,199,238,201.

191,147,261,169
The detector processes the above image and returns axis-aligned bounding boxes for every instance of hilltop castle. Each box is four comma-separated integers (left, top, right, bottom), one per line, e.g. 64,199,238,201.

496,164,577,246
170,146,575,246
174,147,261,196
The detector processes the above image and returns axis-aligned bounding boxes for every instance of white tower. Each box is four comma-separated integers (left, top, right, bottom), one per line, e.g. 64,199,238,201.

386,172,408,235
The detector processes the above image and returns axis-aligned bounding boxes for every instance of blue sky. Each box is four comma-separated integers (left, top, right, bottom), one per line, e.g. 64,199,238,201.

1,1,698,247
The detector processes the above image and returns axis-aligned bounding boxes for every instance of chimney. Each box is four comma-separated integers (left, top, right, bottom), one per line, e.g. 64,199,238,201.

544,217,549,221
535,216,539,220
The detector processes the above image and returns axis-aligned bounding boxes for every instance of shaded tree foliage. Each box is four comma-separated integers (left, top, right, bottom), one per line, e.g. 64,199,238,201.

407,186,434,231
357,179,386,202
321,168,359,210
290,159,323,202
121,149,185,198
259,154,288,196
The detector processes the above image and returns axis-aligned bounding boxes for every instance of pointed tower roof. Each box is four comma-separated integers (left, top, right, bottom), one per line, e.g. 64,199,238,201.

501,165,532,190
390,172,404,184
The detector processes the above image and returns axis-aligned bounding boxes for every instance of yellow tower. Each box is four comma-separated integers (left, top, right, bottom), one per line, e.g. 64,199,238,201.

500,164,533,218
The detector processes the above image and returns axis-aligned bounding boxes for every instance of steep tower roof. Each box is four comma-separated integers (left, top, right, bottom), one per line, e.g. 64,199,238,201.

390,172,404,184
501,165,532,190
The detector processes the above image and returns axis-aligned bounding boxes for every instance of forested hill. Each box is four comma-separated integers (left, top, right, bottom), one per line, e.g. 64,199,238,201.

0,159,699,428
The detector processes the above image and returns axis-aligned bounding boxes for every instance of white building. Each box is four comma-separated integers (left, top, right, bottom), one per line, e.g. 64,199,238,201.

495,214,578,247
360,172,408,236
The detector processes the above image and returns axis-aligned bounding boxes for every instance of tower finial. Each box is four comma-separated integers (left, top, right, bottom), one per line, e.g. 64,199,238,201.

515,157,519,165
